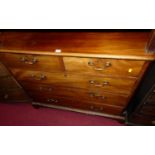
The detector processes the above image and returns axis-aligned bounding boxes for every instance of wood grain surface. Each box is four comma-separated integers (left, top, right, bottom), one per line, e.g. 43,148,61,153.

0,31,153,119
0,31,154,60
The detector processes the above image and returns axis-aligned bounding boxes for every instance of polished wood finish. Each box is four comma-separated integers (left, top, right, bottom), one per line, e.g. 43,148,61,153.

63,57,145,77
11,69,136,95
0,31,154,120
30,92,124,115
0,32,153,60
0,53,64,72
21,83,129,107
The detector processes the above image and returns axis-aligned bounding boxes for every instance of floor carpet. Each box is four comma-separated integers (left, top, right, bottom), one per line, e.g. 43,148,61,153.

0,102,123,126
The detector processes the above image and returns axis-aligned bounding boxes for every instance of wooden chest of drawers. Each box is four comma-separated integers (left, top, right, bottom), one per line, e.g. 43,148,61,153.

0,31,154,120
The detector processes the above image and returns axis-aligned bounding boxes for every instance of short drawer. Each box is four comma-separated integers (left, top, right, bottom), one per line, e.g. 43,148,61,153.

63,57,145,77
0,76,21,90
31,92,124,115
0,53,64,72
0,89,30,102
23,83,129,107
10,69,136,95
0,62,10,77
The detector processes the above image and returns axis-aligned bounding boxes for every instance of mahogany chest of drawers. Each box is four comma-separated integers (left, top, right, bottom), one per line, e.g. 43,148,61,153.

0,31,154,121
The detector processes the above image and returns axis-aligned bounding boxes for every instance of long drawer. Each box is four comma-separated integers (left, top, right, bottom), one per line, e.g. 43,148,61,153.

63,57,145,77
30,91,124,115
22,83,129,107
10,69,136,95
0,53,64,72
0,88,30,102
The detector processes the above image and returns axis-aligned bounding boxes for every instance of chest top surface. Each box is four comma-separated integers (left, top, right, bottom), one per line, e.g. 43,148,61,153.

0,31,154,60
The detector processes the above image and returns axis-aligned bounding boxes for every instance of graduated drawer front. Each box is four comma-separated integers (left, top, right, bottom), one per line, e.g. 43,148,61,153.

0,76,21,90
30,92,124,115
0,53,64,72
22,83,129,107
0,89,29,102
10,69,136,95
63,57,145,77
0,62,10,77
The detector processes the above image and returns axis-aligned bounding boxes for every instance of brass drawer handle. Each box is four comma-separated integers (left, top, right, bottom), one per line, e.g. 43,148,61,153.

90,106,104,111
39,86,52,92
89,80,109,87
47,98,58,103
89,80,95,84
89,92,106,99
104,62,112,68
93,67,103,71
20,56,38,65
88,61,112,70
31,74,46,81
103,81,109,86
88,61,94,66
